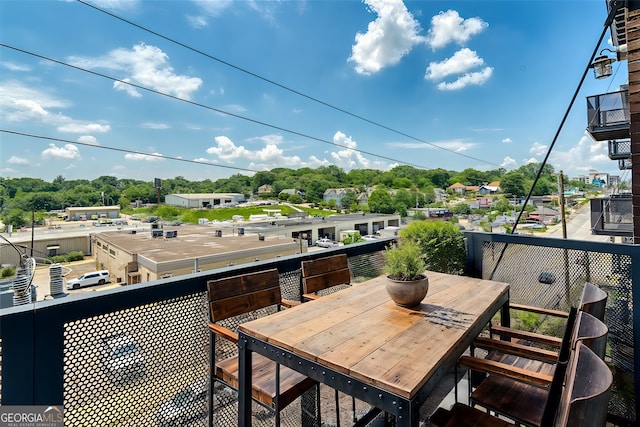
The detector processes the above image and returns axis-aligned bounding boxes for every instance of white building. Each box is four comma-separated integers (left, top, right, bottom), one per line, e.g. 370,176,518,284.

164,193,245,208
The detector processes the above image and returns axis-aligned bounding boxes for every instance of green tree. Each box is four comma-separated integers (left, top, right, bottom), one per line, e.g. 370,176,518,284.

368,188,395,214
451,203,471,215
501,171,527,197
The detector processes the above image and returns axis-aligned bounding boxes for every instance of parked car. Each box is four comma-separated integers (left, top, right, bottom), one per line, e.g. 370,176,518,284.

99,334,145,383
315,238,337,248
66,270,111,290
362,235,378,241
156,379,208,426
538,272,556,284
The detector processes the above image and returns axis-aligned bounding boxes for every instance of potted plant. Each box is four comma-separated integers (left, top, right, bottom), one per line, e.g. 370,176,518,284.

383,240,429,307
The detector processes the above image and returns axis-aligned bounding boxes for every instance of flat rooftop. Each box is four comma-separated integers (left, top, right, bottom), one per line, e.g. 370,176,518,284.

94,226,298,263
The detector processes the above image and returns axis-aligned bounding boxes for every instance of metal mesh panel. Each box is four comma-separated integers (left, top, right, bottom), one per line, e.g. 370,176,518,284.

482,241,635,422
63,293,210,427
348,250,386,284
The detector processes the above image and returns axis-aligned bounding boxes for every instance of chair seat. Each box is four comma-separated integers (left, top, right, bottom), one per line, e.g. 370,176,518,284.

431,403,513,427
216,352,317,410
470,351,556,426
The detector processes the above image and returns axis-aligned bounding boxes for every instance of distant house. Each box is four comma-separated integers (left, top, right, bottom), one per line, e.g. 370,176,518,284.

528,206,560,224
448,183,467,195
257,184,273,195
447,183,481,195
279,188,304,199
323,188,358,208
478,181,500,195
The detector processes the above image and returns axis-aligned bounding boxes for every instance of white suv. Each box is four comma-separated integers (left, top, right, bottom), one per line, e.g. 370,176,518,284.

99,334,146,383
66,270,111,290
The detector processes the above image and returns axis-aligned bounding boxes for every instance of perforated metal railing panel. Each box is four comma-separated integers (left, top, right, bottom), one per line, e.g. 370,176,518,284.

63,293,210,427
482,241,635,422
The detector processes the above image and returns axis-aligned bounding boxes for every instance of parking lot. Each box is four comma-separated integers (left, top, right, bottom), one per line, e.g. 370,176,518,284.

33,258,122,301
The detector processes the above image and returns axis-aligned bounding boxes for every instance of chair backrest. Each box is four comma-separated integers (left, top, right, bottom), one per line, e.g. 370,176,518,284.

207,269,282,322
301,254,351,296
539,307,578,426
572,311,608,359
553,342,613,427
579,282,608,321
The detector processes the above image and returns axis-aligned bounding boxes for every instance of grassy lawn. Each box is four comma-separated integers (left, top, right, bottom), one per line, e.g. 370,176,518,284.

125,204,337,224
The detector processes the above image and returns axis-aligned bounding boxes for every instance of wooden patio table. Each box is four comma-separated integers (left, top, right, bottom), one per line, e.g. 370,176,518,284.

237,271,510,426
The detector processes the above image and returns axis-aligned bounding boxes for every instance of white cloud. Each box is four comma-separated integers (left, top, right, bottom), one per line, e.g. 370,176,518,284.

78,135,99,145
524,157,538,164
186,15,209,28
548,135,613,176
141,122,170,130
388,138,476,152
113,79,142,98
425,48,485,80
206,136,252,162
436,66,493,90
530,142,548,156
0,81,111,137
500,156,517,169
2,62,30,72
502,137,512,144
7,156,30,165
58,123,111,134
349,0,426,75
1,168,17,174
68,43,202,100
124,152,164,161
41,143,81,160
427,10,487,50
86,0,140,10
330,131,371,169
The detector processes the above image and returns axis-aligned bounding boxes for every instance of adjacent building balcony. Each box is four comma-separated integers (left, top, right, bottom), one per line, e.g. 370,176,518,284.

620,158,632,170
1,234,638,425
591,194,633,236
586,88,630,141
609,138,631,160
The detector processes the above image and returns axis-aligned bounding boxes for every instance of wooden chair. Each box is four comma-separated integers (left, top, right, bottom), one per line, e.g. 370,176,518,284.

431,341,613,427
301,254,351,301
460,309,609,427
300,254,354,425
207,269,319,427
489,281,607,350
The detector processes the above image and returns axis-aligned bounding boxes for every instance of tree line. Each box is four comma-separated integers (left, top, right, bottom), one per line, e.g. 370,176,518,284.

0,162,600,228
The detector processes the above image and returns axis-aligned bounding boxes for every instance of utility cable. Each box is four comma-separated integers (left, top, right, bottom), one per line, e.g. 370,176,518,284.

0,129,263,174
488,1,623,281
0,43,431,171
76,0,501,168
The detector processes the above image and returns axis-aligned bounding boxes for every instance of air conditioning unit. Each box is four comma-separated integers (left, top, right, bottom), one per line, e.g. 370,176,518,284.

165,230,177,238
152,230,163,238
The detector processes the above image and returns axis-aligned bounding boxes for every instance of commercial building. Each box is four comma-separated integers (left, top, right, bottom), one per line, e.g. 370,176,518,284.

65,206,120,221
164,193,245,208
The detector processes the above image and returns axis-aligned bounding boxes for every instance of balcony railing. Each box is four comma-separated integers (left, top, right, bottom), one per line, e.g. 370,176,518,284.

620,158,632,170
591,195,633,237
1,233,638,425
586,89,630,141
609,139,631,160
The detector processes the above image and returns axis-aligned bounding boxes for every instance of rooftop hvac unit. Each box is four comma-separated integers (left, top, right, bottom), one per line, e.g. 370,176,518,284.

129,230,136,235
152,229,163,238
165,230,177,238
215,230,222,237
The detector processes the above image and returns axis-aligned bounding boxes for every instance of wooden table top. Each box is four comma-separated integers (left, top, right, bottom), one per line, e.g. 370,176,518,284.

239,271,509,399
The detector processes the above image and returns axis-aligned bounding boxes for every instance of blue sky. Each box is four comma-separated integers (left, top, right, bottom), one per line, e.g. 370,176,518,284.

0,0,629,183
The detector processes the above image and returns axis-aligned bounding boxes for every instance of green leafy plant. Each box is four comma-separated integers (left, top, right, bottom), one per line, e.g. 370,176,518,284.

1,266,16,278
384,240,427,281
399,220,467,275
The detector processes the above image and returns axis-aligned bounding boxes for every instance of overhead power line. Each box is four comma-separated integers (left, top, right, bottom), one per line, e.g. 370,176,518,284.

1,43,434,170
1,129,262,174
76,0,501,168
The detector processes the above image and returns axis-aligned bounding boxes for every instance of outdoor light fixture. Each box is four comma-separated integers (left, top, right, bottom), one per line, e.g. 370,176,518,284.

591,48,617,79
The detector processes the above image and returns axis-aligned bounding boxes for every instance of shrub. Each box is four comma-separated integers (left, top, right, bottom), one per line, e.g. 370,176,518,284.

1,266,16,278
399,220,467,275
